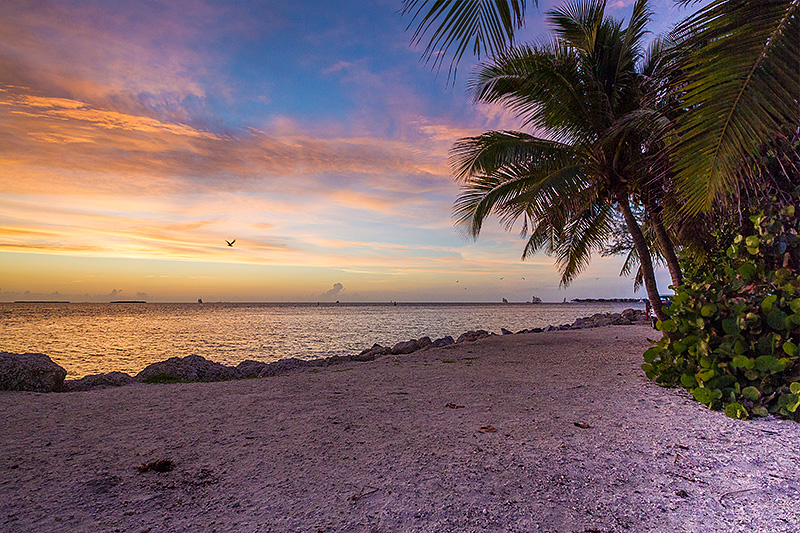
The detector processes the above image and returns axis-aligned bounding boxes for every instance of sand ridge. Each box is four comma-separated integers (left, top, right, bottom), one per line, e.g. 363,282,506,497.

2,325,799,532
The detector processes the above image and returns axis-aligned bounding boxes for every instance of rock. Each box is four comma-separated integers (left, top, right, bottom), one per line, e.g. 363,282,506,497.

64,371,135,392
359,344,383,356
500,328,513,335
349,352,375,362
429,336,455,348
266,357,310,375
236,360,271,378
237,357,310,378
572,317,587,327
592,316,613,327
545,325,557,332
456,330,490,343
531,327,544,333
417,336,432,350
136,354,239,383
353,344,390,361
391,339,420,355
0,352,67,392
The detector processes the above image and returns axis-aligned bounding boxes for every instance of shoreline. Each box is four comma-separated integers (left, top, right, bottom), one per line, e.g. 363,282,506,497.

8,308,652,391
2,326,799,531
84,309,647,390
1,301,646,381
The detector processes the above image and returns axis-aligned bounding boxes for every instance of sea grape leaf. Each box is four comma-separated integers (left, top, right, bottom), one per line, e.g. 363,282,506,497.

724,402,748,419
691,387,714,405
696,369,714,383
731,355,755,369
767,309,788,330
783,341,798,357
738,263,756,279
779,393,800,413
643,347,660,363
755,355,784,374
680,373,698,388
761,294,778,313
742,386,760,401
658,319,676,333
722,318,739,336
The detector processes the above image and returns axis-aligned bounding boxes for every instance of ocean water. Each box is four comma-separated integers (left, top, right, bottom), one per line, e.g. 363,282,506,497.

0,301,644,379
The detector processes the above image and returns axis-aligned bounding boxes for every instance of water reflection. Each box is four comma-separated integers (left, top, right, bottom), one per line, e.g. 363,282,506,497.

0,302,643,378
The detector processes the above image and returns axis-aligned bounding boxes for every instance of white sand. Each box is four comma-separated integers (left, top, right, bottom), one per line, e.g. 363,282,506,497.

2,325,800,532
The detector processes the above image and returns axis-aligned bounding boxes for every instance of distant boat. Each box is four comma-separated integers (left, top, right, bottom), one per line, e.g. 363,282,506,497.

530,296,542,304
197,298,203,304
502,298,509,303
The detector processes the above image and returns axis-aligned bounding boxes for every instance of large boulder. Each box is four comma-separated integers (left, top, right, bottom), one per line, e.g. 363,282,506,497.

64,371,135,392
0,352,67,392
237,357,309,378
456,330,490,343
391,339,420,355
429,335,455,348
136,354,239,383
353,344,390,361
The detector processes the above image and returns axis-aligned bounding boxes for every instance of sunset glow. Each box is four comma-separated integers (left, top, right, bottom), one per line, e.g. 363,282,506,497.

0,0,687,302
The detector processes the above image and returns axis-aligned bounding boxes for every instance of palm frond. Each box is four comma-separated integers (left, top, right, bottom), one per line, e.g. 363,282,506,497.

468,43,597,142
670,0,800,214
450,131,575,181
547,0,606,55
453,162,585,236
402,0,533,77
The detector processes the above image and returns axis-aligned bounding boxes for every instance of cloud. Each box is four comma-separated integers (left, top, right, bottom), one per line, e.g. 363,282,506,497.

0,86,452,196
323,282,344,297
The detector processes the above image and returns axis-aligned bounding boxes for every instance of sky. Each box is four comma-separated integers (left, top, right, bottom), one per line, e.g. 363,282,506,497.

0,0,700,303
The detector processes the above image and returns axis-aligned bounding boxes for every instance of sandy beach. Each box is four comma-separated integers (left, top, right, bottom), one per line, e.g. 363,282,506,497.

2,325,800,532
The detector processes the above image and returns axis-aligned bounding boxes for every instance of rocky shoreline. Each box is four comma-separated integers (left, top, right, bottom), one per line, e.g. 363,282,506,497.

1,308,649,393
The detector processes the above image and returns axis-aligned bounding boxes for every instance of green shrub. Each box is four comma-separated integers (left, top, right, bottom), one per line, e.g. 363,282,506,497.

643,199,800,419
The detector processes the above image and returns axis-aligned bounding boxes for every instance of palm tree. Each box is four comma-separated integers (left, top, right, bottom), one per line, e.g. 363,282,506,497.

669,0,800,214
402,0,533,76
451,0,676,320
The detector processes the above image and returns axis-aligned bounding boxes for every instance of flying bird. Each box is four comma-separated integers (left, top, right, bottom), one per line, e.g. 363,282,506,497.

226,239,236,247
521,277,526,280
500,277,504,280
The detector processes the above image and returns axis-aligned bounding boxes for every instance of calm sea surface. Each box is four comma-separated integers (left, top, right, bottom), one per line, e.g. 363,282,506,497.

1,302,643,379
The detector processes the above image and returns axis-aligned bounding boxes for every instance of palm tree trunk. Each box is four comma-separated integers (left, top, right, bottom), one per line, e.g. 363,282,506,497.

618,197,667,322
643,197,683,287
651,215,682,287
